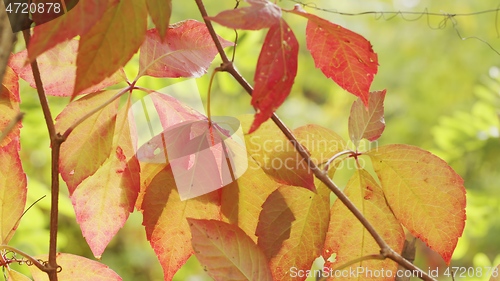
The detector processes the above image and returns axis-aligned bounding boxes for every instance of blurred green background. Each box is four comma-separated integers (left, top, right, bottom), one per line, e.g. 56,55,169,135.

8,0,500,280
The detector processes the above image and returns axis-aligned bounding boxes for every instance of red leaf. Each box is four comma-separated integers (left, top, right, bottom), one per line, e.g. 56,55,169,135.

188,219,273,281
74,0,147,97
348,89,386,147
146,0,172,40
206,0,281,30
367,144,466,264
10,40,125,97
141,167,221,280
30,253,121,281
138,21,232,78
250,19,298,133
289,9,378,106
28,0,115,61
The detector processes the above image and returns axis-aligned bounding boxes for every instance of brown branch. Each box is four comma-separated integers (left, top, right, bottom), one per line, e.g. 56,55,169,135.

22,30,60,281
194,1,437,280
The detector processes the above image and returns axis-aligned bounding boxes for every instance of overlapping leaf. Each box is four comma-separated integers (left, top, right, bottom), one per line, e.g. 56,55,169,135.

250,19,298,133
56,92,140,258
221,157,280,242
256,186,330,281
189,218,273,281
141,167,220,280
348,89,387,147
74,0,147,96
29,253,121,281
367,144,466,264
138,21,232,78
146,0,172,40
28,0,115,61
206,0,281,30
323,169,404,280
0,67,26,245
57,90,119,193
288,8,378,106
10,39,125,97
242,115,345,191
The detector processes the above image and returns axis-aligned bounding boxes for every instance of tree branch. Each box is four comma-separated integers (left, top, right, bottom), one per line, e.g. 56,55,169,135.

194,1,437,280
22,30,60,281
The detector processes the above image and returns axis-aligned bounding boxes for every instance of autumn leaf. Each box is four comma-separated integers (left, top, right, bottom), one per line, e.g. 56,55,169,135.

0,66,21,146
28,0,115,61
367,144,466,264
288,8,378,106
242,115,345,191
221,157,281,242
57,91,119,193
0,66,26,245
323,169,404,280
348,89,387,147
10,39,125,97
74,0,147,97
6,269,31,281
141,167,220,280
0,141,27,244
146,0,172,40
29,253,121,281
256,186,330,281
206,0,281,30
138,21,232,79
188,218,273,281
250,19,298,133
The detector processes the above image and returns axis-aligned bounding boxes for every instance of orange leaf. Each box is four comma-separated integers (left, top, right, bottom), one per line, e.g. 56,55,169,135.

141,166,220,280
146,0,171,40
57,91,120,193
250,19,298,133
288,8,378,106
323,169,404,280
10,39,125,97
188,218,273,281
74,0,147,97
256,186,330,281
71,105,139,258
28,0,115,61
30,253,121,281
0,141,27,244
367,144,466,264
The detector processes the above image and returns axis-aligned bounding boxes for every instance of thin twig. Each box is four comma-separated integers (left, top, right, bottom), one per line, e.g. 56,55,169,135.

195,1,437,280
0,245,47,272
22,30,59,281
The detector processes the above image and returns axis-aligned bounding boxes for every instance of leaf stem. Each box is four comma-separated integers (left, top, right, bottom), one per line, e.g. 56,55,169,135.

322,149,356,172
195,1,437,280
22,30,60,281
0,245,47,272
61,87,131,140
206,69,219,126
